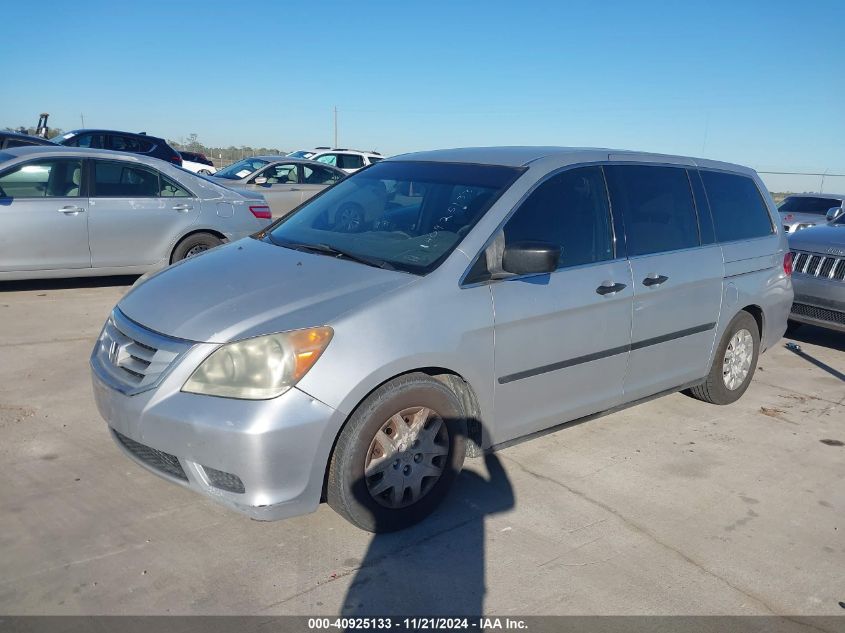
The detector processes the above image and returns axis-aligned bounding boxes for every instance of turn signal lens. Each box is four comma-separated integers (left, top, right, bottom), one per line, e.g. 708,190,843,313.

183,327,333,399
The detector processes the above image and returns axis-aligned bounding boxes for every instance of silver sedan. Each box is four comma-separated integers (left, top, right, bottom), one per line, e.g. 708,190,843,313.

0,146,272,281
208,156,346,218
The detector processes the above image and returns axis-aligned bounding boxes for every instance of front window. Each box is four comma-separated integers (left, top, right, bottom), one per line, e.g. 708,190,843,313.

778,196,843,215
213,157,270,180
0,159,83,198
264,161,523,274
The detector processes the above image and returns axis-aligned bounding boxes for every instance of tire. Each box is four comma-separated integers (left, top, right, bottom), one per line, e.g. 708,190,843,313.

687,311,760,405
171,232,222,263
327,373,467,532
785,320,802,335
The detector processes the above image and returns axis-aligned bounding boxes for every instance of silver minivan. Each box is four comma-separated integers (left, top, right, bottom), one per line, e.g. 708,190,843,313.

91,147,793,532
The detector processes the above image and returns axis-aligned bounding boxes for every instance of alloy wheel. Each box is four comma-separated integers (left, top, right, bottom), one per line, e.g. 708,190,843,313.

722,328,754,390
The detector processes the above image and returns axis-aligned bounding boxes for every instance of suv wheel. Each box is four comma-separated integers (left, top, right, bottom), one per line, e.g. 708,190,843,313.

687,311,760,405
327,373,467,532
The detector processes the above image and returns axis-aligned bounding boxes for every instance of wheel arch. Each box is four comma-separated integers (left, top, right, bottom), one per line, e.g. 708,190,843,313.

320,366,485,501
741,304,765,340
170,228,227,263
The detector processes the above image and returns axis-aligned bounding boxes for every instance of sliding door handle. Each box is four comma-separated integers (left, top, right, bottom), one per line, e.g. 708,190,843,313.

642,274,669,287
596,281,627,295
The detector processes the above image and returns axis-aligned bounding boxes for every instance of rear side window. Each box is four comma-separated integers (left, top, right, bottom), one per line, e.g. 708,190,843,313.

337,154,365,170
66,133,104,149
108,135,142,152
700,171,773,241
93,161,160,197
502,166,614,268
302,164,343,185
605,165,699,256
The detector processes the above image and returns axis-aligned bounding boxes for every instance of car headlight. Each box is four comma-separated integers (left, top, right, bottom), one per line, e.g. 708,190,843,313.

182,327,333,399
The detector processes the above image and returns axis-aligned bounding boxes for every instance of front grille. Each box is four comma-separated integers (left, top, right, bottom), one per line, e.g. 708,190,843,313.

791,303,845,326
114,431,188,481
203,465,246,494
791,250,845,282
92,309,192,395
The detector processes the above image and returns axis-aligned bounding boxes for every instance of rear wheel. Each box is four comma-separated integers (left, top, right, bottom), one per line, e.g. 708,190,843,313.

327,373,467,532
687,311,760,405
171,232,223,263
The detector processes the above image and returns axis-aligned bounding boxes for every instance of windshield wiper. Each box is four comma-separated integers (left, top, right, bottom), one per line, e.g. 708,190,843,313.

277,241,396,271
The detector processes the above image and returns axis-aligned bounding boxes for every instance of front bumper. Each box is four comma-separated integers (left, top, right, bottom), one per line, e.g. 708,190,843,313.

91,354,345,521
790,275,845,333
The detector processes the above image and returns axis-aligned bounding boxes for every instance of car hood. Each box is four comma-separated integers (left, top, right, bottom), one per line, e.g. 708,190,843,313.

118,238,416,343
788,222,845,253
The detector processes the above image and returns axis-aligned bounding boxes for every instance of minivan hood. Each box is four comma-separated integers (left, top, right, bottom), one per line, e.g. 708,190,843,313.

118,238,416,343
788,222,845,253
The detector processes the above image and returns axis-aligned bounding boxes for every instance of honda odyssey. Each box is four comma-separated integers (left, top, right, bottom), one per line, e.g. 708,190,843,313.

91,147,793,532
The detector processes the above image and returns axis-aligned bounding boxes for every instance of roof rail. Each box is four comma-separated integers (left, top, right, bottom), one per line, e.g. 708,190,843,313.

314,146,330,150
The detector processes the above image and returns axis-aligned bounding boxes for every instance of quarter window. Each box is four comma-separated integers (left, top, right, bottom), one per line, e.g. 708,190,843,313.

315,154,338,167
0,159,83,198
502,166,614,268
337,154,364,170
160,175,191,197
604,165,699,256
93,161,161,197
700,171,773,241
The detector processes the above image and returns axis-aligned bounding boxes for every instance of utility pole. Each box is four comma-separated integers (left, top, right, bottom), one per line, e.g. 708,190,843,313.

333,106,338,148
81,113,85,128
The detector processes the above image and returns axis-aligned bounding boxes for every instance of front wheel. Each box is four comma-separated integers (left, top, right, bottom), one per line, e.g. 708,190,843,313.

327,373,467,532
687,311,760,405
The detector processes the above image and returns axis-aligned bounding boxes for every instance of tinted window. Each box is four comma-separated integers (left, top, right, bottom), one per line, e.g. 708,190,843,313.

303,164,343,185
108,135,142,152
214,157,269,180
778,196,842,215
258,164,299,184
700,171,773,241
4,139,36,148
502,166,613,268
0,159,83,198
94,161,160,197
66,133,104,149
605,165,699,256
337,154,365,169
688,169,716,245
368,156,383,163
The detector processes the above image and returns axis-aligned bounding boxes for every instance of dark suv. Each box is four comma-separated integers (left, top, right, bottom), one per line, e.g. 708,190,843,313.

0,131,57,150
53,129,182,166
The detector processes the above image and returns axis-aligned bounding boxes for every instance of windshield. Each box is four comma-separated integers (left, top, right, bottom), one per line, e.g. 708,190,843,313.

288,150,316,159
778,196,843,215
213,157,270,180
265,161,523,274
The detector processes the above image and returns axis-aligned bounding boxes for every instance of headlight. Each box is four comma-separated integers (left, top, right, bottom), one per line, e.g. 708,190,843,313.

182,327,333,399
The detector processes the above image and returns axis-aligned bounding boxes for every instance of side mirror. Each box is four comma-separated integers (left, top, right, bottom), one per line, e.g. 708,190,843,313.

253,177,268,185
502,241,560,276
826,207,844,223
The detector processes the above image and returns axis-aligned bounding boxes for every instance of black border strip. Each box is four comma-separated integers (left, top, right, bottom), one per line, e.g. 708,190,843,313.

498,322,717,385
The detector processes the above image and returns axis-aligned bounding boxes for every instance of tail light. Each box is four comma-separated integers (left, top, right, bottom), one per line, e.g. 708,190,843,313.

250,205,272,220
783,252,793,276
170,155,182,166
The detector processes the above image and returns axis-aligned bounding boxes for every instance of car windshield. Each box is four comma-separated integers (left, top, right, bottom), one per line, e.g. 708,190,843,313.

214,157,270,180
264,161,523,274
778,196,843,215
288,150,316,159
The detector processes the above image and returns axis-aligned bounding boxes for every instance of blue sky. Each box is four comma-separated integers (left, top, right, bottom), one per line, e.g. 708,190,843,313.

2,0,843,191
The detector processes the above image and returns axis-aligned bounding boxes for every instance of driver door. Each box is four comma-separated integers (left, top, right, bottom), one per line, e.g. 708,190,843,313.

247,163,304,219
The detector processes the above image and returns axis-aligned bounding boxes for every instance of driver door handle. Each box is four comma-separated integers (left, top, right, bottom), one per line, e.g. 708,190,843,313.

642,274,669,287
596,281,627,295
172,204,193,212
58,205,85,215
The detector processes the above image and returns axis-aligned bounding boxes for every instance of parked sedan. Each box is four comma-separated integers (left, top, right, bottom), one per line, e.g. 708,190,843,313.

209,156,346,218
788,208,845,333
0,146,272,281
779,193,844,233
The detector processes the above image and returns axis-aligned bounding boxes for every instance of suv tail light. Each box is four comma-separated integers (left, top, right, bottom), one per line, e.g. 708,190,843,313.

783,252,793,276
250,205,272,220
170,155,182,166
